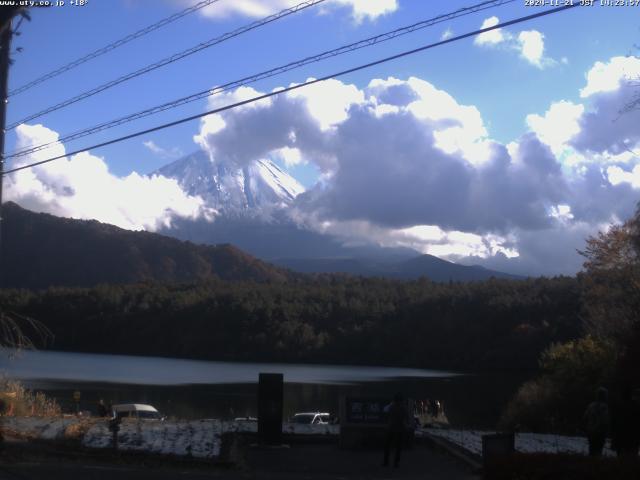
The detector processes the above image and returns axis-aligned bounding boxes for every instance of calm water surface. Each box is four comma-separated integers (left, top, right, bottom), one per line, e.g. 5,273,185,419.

0,350,525,428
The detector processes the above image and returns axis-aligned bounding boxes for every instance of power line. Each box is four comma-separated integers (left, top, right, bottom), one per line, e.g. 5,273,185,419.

6,0,326,129
6,0,516,161
9,0,223,97
3,3,579,177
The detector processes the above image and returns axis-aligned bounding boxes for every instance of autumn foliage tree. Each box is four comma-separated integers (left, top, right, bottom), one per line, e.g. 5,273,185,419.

579,205,640,387
579,208,640,341
501,204,640,432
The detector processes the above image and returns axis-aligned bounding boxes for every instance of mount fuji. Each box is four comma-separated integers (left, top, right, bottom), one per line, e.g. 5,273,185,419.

155,151,522,281
154,150,410,261
155,150,304,216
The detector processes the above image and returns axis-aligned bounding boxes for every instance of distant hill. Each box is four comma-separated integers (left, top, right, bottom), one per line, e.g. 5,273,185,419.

274,255,523,281
394,255,523,281
0,202,292,289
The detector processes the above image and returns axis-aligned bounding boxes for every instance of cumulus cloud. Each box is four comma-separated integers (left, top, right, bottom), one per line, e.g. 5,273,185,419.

6,124,213,231
522,56,640,228
526,100,584,155
517,30,551,68
473,17,556,68
272,146,304,167
190,55,640,275
196,76,574,236
474,16,506,45
193,0,397,22
570,56,640,155
607,164,640,189
580,56,640,98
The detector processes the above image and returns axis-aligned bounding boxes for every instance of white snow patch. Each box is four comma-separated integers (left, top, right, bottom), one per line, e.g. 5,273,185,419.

221,421,338,436
82,419,222,458
253,159,305,201
422,428,616,457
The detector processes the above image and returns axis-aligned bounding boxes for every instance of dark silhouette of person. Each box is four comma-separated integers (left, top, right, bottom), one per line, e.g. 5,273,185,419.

434,399,441,418
97,399,108,417
583,387,610,457
383,392,409,468
611,386,640,457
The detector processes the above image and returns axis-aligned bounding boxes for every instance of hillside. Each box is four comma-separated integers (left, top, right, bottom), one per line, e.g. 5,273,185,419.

0,202,292,289
273,255,522,281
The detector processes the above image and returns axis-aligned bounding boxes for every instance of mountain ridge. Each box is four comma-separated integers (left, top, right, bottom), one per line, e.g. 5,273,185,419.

273,255,523,281
0,202,293,289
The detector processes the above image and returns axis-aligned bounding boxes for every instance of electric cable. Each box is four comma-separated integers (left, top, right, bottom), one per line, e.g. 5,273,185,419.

6,0,326,129
6,0,515,160
3,3,579,177
9,0,223,97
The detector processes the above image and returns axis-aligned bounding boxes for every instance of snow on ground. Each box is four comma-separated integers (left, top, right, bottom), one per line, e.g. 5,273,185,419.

282,423,339,435
4,417,618,460
82,419,222,459
3,416,336,459
222,420,338,436
222,419,257,433
422,428,616,457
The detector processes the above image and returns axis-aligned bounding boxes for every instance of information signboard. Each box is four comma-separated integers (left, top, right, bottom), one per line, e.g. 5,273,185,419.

344,397,388,425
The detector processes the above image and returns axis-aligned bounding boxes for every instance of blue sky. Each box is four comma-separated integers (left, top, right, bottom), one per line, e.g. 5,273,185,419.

4,0,640,276
6,0,636,178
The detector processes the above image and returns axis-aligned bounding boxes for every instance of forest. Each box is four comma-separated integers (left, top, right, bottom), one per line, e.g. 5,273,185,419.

0,274,582,373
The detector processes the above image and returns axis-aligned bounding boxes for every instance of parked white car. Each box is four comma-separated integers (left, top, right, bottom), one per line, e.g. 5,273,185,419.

290,412,332,425
112,403,163,420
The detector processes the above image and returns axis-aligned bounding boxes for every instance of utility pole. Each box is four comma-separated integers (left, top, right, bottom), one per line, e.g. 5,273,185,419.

0,18,12,285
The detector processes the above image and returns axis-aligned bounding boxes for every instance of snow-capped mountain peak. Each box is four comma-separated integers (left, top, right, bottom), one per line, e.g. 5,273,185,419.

154,150,304,215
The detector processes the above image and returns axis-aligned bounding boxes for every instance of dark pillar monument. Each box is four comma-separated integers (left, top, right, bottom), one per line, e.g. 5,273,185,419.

258,372,283,445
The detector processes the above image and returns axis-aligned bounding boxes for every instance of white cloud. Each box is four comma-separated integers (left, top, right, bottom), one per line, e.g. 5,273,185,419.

570,57,640,155
474,17,556,68
195,0,397,22
272,146,304,167
198,75,572,237
474,16,506,45
607,165,640,188
580,56,640,98
526,101,584,154
518,30,552,69
397,226,519,260
6,124,213,232
441,27,453,41
331,0,397,23
549,204,574,221
287,78,365,130
143,140,183,159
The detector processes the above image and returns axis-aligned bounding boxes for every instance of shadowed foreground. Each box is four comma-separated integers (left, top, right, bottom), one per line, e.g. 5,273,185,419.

0,441,478,480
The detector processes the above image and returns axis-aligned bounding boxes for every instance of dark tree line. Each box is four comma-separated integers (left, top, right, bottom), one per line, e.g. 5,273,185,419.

0,275,582,373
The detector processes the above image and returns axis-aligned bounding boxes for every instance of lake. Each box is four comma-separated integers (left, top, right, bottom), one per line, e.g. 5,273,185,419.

0,350,526,428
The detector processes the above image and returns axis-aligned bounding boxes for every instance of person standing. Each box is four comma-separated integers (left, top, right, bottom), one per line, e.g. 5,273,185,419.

583,387,610,457
383,393,409,468
97,399,108,417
